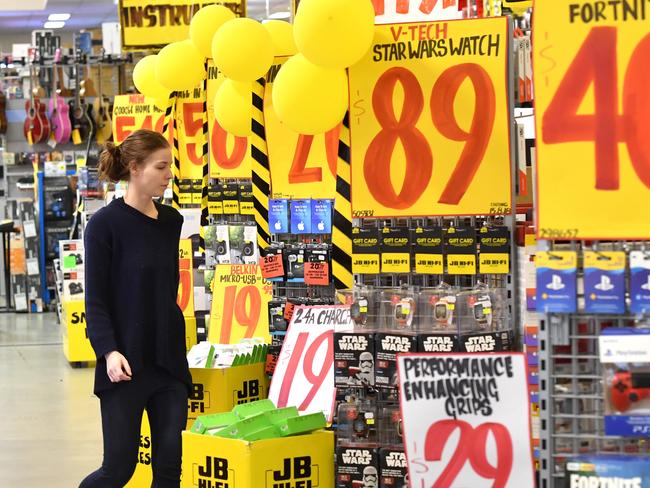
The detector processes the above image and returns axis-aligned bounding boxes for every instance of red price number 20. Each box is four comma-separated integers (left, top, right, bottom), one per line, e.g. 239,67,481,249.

542,27,650,190
277,330,333,411
424,419,512,488
219,285,261,344
365,64,495,209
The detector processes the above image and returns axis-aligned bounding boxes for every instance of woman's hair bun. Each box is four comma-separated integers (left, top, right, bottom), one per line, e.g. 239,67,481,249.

98,129,169,183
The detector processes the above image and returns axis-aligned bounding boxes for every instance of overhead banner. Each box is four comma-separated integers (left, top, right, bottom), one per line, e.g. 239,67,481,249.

374,0,461,23
264,57,338,200
268,305,352,422
112,94,173,145
348,17,512,218
208,264,272,344
206,61,253,179
119,0,245,50
398,353,535,487
175,85,206,181
534,1,650,239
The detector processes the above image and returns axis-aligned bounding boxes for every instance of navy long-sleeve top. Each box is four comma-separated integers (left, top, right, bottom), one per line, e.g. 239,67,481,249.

84,197,192,396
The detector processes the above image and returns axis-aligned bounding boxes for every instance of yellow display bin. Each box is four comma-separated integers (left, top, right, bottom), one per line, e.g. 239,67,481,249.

181,430,334,488
61,300,96,363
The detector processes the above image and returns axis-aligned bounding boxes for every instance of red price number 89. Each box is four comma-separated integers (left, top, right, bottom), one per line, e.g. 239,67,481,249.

424,419,513,488
277,330,333,411
365,63,495,209
219,285,261,343
542,27,650,190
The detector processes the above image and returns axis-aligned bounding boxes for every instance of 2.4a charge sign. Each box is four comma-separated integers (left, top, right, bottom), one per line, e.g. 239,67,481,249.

397,353,534,488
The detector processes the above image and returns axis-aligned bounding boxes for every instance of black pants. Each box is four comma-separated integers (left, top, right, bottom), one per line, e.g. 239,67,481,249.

79,366,188,488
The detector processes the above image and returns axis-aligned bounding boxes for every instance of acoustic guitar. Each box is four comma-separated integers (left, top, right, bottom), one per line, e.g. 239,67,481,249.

79,62,97,98
93,62,112,143
48,50,71,144
68,63,94,145
23,65,50,144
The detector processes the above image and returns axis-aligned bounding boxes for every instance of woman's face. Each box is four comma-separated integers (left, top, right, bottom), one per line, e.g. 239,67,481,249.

130,147,173,198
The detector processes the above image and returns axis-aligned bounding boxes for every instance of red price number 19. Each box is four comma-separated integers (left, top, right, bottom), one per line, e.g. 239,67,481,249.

365,64,495,209
219,285,261,344
424,419,512,488
277,330,333,411
542,27,650,190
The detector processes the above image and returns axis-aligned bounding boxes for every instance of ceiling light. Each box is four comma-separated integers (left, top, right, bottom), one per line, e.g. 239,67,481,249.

48,14,71,21
44,21,66,29
268,11,291,20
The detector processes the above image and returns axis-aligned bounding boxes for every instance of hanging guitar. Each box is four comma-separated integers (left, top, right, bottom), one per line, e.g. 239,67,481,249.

68,62,94,145
23,64,50,144
93,59,112,143
48,49,71,144
0,91,7,134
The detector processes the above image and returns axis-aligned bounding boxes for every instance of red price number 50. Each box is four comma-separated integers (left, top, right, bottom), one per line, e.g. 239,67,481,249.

542,27,650,190
424,419,513,488
277,330,333,411
219,285,261,344
365,64,495,209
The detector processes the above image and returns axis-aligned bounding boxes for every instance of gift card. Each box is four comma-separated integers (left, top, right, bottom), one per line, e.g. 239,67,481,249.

630,251,650,314
536,251,577,313
311,199,332,234
269,199,289,234
584,251,625,314
290,200,311,234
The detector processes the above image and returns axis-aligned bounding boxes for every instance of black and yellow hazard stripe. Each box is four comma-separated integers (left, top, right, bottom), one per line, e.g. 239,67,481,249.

332,113,353,290
251,78,271,250
199,64,210,255
161,92,181,209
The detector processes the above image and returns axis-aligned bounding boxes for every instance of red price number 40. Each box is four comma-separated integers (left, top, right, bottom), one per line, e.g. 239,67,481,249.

543,27,650,190
219,285,261,344
365,63,495,209
277,331,333,411
424,419,512,488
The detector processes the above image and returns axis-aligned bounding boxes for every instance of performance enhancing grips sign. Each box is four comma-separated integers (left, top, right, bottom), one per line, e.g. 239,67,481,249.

397,353,535,488
348,17,512,218
534,0,650,239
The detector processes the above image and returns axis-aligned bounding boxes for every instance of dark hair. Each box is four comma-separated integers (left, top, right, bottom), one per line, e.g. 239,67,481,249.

98,129,170,182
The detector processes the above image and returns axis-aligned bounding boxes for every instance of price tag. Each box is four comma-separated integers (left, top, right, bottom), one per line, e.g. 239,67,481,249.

112,94,172,146
348,17,511,218
207,264,272,344
269,305,353,422
534,1,650,239
176,239,194,317
305,262,330,286
265,57,338,200
260,252,285,279
283,301,296,321
398,353,535,487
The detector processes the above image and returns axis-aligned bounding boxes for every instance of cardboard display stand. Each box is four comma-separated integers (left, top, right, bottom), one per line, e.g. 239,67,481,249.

61,300,96,363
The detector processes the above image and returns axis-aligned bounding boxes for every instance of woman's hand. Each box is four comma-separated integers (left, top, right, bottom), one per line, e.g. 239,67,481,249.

105,351,132,383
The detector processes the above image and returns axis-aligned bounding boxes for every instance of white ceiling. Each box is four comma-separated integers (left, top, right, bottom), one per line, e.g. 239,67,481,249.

0,0,291,34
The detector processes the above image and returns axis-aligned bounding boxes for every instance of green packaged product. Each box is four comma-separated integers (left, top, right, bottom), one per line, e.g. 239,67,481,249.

240,425,282,442
190,411,238,435
232,399,275,419
277,412,327,437
266,406,299,425
214,412,273,439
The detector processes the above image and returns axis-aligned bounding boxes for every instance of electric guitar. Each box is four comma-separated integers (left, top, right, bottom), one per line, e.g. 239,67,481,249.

93,61,112,143
23,65,50,144
48,49,71,144
68,63,94,145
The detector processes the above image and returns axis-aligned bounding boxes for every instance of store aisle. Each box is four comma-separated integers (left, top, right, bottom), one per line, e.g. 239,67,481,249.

0,313,102,488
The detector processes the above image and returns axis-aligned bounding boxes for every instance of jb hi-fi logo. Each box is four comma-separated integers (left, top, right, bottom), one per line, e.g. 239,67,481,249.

423,336,454,352
266,456,319,488
195,456,232,488
235,379,261,405
188,383,210,414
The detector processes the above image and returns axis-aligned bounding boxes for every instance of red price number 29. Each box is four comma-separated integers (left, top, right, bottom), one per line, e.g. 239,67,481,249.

542,27,650,190
277,330,333,411
219,285,261,344
365,64,495,209
424,419,513,488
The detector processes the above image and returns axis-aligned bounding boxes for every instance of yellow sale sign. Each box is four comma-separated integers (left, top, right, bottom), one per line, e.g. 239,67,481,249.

534,1,650,239
265,57,338,200
175,86,206,180
348,17,511,218
176,239,194,317
206,62,253,179
208,264,272,344
119,0,245,50
112,94,174,145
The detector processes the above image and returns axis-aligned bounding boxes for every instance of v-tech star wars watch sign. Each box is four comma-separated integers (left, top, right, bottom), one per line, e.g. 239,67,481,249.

534,0,650,239
348,17,512,218
118,0,245,50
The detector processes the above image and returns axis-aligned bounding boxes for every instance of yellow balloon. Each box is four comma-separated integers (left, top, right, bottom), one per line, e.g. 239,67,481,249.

263,20,297,56
190,4,235,59
133,55,171,101
156,40,205,91
272,54,347,135
214,79,252,137
294,0,375,69
212,18,274,82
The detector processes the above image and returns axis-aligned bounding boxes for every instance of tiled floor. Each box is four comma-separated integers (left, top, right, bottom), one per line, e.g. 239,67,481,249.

0,313,102,487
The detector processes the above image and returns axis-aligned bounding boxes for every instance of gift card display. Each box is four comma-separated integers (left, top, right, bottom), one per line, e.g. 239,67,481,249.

380,227,411,274
352,227,380,275
413,227,443,274
479,226,510,274
445,227,477,275
290,200,311,234
311,199,332,234
269,199,289,234
584,251,626,314
630,251,650,314
536,251,577,313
